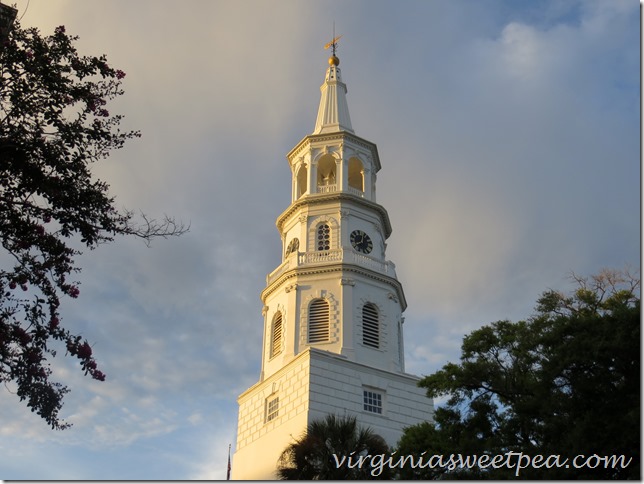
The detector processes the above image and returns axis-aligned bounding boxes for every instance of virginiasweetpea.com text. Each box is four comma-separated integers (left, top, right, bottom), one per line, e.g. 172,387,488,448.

332,451,633,477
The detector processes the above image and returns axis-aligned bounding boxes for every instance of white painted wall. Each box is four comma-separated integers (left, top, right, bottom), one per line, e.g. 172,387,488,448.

232,349,433,480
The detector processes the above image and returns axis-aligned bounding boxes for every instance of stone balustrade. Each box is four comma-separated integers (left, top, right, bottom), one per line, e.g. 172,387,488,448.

316,184,337,194
266,248,397,285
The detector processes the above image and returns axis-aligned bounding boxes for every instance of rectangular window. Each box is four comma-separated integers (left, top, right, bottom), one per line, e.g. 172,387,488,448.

265,395,279,423
363,389,383,414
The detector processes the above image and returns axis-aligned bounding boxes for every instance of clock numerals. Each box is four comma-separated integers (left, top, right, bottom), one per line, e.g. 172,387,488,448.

350,230,372,254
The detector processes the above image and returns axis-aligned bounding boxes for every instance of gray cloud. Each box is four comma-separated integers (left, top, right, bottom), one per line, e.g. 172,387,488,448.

1,0,638,479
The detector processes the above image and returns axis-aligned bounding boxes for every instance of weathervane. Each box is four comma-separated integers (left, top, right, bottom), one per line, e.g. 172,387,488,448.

324,23,342,57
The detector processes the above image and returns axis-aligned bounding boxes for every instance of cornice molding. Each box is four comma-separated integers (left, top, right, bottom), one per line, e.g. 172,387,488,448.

287,131,381,172
260,263,407,311
276,193,393,238
237,346,421,403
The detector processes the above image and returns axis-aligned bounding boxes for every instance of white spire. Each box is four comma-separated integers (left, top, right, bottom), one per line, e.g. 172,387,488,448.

312,55,354,135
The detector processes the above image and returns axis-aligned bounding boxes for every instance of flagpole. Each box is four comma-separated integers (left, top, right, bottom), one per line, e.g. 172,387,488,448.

227,443,232,480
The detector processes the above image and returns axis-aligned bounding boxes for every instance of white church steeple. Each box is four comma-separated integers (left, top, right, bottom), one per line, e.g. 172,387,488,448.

312,52,354,135
232,42,433,480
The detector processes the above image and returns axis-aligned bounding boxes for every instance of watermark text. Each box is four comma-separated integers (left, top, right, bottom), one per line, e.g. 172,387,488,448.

332,451,633,477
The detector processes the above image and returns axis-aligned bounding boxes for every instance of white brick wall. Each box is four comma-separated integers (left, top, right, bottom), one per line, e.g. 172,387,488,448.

232,348,433,479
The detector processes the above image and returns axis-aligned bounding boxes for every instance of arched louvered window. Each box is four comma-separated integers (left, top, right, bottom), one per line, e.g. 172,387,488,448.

308,298,330,343
270,312,283,358
362,303,380,348
317,223,331,251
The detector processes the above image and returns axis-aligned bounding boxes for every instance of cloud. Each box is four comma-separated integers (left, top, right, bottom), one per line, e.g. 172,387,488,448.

375,0,639,374
1,0,638,479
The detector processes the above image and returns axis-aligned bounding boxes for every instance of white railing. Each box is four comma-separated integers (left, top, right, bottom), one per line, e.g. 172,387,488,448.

314,184,364,197
316,184,337,194
266,259,291,284
299,248,343,264
347,186,364,198
347,251,387,272
266,249,397,285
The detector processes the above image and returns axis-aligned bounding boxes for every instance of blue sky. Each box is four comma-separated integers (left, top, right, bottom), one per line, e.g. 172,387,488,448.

0,0,639,480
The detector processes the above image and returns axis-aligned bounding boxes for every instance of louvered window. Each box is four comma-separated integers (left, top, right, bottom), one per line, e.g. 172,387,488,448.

270,312,283,358
362,303,379,348
308,298,330,343
317,223,331,251
398,321,404,368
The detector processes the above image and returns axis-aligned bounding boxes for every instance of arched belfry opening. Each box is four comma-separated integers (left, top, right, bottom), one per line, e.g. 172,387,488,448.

296,164,308,199
316,154,336,193
348,157,364,193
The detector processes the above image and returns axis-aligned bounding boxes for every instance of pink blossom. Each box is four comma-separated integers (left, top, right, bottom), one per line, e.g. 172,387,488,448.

77,342,92,359
66,341,77,355
14,327,32,346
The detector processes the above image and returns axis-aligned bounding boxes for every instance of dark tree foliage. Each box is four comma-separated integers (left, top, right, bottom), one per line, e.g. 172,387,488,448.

397,269,640,479
0,21,185,429
277,414,392,479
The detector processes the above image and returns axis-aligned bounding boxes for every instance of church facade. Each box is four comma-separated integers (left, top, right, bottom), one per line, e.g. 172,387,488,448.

232,46,433,480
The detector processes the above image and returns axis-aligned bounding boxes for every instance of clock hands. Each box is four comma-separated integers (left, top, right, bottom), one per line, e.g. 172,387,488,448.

350,230,372,254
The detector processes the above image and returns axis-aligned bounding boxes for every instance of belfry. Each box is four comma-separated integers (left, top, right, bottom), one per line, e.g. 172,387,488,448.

232,41,433,479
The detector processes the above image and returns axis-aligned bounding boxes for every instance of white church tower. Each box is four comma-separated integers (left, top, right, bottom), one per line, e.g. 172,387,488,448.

232,42,433,480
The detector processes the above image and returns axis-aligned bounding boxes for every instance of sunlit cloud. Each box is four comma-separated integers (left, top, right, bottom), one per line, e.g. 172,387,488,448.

1,0,637,479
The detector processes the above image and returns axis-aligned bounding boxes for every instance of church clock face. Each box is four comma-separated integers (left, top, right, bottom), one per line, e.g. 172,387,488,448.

285,238,299,256
350,230,373,254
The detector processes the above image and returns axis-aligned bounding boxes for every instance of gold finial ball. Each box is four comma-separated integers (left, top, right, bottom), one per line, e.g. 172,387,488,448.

328,55,339,66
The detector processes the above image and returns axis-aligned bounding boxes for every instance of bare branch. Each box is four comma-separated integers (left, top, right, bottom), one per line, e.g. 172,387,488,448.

119,211,190,247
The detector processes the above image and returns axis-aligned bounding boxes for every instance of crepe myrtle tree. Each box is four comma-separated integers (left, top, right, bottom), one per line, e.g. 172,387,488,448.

0,21,186,429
